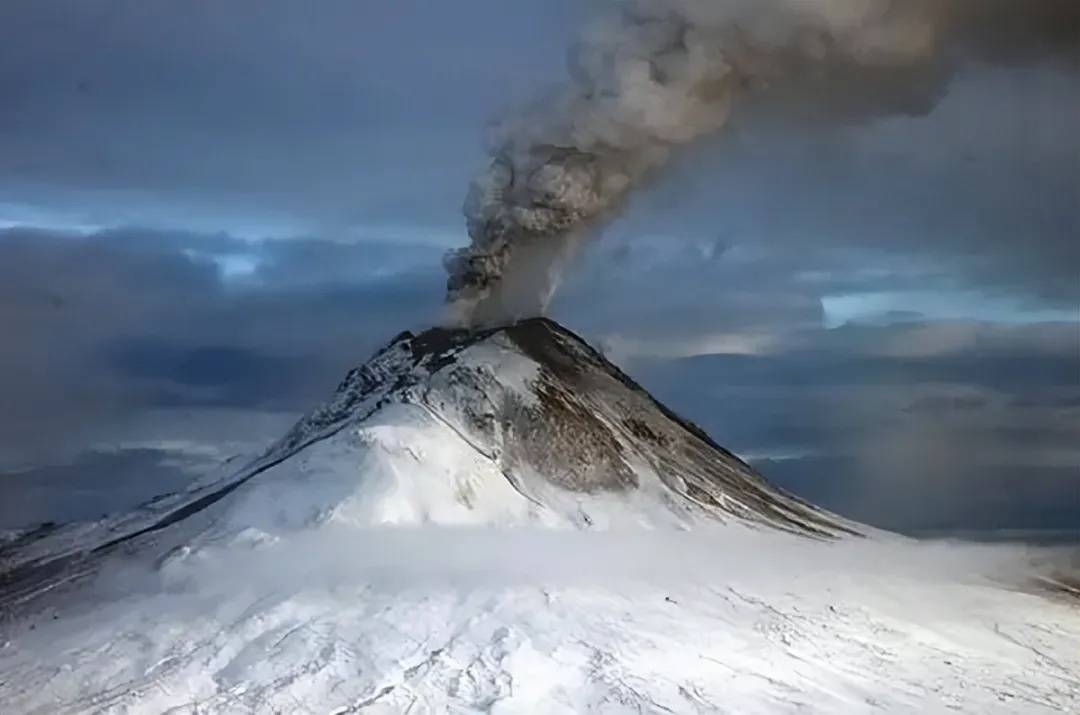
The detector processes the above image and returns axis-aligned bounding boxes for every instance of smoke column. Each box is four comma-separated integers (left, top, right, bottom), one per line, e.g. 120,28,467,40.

443,0,1075,326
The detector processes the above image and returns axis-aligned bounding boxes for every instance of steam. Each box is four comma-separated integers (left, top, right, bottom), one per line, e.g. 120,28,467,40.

443,0,1078,327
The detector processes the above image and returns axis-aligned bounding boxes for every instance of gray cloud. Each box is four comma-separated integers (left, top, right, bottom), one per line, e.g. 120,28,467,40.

0,449,199,530
953,0,1080,63
0,226,443,466
626,319,1079,533
0,1,585,235
761,457,1080,534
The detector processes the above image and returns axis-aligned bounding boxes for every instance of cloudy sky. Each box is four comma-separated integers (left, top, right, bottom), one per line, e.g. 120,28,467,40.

1,0,1077,536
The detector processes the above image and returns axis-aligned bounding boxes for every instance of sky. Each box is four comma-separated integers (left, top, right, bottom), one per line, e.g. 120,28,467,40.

0,0,1077,536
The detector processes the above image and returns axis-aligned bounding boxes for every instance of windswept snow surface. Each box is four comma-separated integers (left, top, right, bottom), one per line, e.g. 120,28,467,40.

2,529,1078,714
1,319,1078,713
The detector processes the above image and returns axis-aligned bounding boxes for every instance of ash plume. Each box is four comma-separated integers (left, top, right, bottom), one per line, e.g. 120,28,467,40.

444,0,1078,327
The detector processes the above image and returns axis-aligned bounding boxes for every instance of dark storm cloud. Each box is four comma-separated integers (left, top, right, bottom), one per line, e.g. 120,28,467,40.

586,61,1080,317
0,0,584,232
250,238,443,287
0,449,199,530
0,226,443,464
632,321,1078,444
104,342,309,408
760,458,1080,534
647,337,1076,392
557,239,828,345
954,0,1080,63
740,0,1080,124
1,0,1075,242
626,320,1079,534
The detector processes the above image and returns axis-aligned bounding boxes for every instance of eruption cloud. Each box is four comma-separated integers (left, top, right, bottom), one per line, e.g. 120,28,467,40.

443,0,1077,326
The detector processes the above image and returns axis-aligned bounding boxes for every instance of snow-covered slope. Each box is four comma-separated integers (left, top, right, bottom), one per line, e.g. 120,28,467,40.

229,318,862,534
1,319,1077,713
0,319,855,604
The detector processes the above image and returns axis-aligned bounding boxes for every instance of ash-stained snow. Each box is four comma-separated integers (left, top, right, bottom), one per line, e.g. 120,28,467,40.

1,318,1077,713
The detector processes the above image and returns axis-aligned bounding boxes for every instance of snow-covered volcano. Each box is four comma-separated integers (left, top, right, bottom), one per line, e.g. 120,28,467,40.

1,318,855,602
1,319,1077,713
248,316,857,534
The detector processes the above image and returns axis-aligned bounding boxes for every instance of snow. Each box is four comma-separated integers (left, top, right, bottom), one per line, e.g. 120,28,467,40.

1,319,1077,713
237,403,550,530
450,336,544,410
2,530,1078,713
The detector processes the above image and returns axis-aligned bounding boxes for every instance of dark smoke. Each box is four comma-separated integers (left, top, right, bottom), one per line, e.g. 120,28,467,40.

443,0,1079,327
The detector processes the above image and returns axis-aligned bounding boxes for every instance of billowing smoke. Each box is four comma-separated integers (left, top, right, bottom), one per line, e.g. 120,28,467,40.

443,0,1077,326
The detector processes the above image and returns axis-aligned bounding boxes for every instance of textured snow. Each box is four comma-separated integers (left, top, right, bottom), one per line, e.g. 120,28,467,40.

1,320,1077,713
2,530,1078,714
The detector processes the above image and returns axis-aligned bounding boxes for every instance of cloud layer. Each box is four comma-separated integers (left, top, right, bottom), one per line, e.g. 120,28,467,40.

0,227,442,468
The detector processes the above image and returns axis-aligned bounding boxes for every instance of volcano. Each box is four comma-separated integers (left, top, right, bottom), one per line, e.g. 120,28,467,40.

0,319,855,602
252,316,858,535
1,319,1076,713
